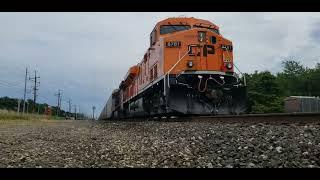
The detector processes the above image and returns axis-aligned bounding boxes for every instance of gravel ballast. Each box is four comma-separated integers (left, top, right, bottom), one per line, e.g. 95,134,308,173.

0,119,319,168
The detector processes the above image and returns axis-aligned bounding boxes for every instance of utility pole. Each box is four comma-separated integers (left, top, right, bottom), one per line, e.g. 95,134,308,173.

29,70,40,113
54,90,62,116
68,99,71,114
26,102,29,114
78,105,81,120
23,68,28,114
73,105,77,120
92,106,96,120
17,99,21,113
38,104,40,114
67,99,71,118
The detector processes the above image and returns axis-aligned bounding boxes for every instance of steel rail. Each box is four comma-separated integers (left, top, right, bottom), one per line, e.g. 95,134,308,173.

101,112,320,123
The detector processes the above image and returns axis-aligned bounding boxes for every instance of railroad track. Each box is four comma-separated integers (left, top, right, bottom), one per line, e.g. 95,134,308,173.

104,112,320,124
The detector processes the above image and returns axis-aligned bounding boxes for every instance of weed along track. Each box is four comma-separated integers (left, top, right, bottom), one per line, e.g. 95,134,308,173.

0,116,319,168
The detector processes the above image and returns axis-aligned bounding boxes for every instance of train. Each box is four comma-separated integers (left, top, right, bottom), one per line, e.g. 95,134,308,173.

99,17,248,120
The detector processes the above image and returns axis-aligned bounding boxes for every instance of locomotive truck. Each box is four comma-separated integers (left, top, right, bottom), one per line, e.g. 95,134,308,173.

99,17,247,120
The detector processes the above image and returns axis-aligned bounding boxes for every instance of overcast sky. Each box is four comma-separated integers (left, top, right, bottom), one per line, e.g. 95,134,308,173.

0,12,320,115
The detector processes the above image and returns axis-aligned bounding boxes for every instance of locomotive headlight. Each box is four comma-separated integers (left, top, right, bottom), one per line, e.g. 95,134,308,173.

198,31,206,42
226,63,233,69
187,60,193,68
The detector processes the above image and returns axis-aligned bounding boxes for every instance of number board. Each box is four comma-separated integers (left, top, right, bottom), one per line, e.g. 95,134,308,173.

165,41,181,48
221,45,233,51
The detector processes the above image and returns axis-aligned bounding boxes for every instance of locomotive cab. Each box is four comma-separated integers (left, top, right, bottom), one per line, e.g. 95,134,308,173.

146,18,247,115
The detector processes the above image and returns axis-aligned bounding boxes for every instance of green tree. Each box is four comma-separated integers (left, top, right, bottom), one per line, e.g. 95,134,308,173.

246,71,283,113
278,59,320,97
282,60,305,76
304,64,320,97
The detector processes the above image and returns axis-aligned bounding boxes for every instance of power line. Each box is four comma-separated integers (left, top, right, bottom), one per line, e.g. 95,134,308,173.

0,79,23,85
0,85,29,95
0,81,24,89
38,95,49,102
1,63,30,74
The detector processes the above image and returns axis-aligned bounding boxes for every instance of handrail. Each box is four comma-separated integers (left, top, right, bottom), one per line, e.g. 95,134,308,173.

166,48,191,88
233,63,246,86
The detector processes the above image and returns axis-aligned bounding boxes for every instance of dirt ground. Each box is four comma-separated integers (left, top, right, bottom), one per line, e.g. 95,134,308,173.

0,119,319,168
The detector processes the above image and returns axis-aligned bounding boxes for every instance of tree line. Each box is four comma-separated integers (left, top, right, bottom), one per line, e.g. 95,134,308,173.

245,60,320,113
0,96,86,119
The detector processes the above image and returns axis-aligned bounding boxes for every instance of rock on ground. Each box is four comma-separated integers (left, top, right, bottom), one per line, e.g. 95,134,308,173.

0,119,319,168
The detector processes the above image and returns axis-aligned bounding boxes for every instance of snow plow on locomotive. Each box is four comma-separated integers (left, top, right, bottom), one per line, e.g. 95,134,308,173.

99,17,247,120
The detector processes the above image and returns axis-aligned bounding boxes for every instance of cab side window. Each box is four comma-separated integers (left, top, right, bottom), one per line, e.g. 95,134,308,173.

150,68,154,81
150,29,157,46
153,64,158,79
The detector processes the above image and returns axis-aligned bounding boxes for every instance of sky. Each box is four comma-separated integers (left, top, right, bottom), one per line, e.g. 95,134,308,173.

0,12,320,116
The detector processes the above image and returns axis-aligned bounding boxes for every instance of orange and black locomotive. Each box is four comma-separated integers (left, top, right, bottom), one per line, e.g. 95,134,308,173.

99,17,247,120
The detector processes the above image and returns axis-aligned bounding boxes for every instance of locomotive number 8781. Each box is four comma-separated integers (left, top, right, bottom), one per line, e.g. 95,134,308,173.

99,17,248,120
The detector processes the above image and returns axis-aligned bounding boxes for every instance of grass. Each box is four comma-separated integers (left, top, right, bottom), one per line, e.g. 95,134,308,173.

0,109,53,121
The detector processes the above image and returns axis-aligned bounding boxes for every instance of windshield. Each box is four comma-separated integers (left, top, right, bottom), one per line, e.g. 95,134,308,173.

160,25,191,35
193,25,220,35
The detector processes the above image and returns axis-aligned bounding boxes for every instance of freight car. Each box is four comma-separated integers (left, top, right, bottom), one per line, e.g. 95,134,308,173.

99,17,248,120
284,96,320,113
